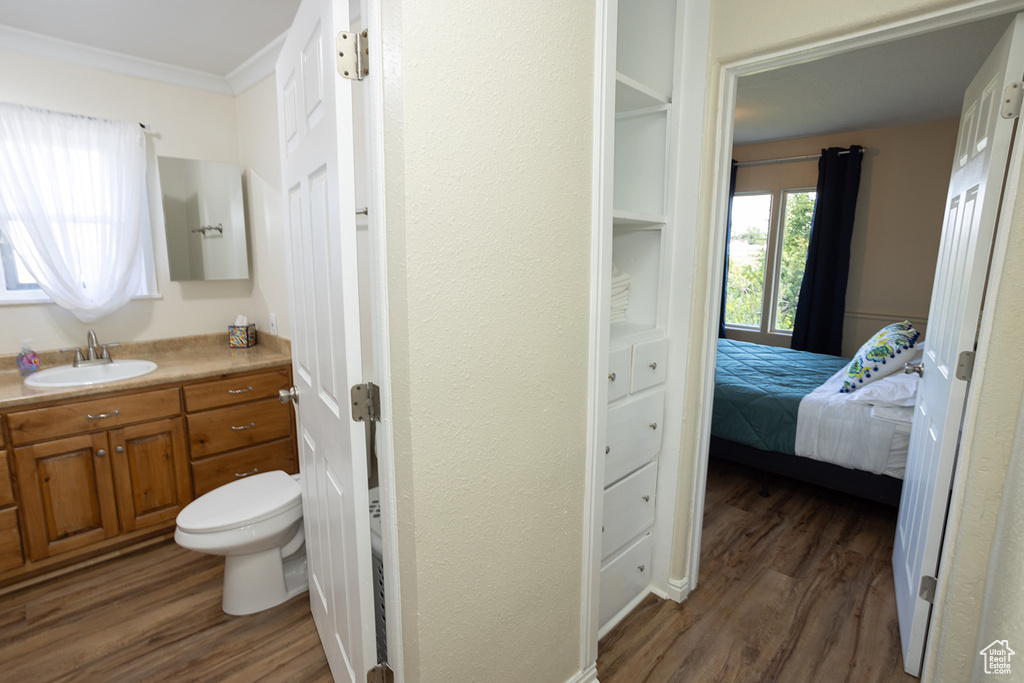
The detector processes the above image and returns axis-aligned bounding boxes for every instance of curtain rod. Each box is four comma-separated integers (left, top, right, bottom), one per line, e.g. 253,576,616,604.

734,147,863,169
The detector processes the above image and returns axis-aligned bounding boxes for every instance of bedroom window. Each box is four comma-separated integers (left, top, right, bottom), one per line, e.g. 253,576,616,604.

726,189,816,335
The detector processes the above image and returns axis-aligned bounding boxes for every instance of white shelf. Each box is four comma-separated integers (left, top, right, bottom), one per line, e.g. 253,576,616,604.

613,110,668,216
615,72,670,113
613,210,666,229
611,230,662,333
616,0,677,97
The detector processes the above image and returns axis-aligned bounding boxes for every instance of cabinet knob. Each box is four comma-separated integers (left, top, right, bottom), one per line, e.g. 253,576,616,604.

608,372,616,381
605,446,610,455
649,362,657,370
96,449,107,458
637,564,645,572
642,495,650,502
649,422,658,430
115,446,125,454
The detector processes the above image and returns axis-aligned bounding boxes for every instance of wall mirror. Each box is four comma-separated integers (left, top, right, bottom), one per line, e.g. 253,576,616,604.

158,156,250,281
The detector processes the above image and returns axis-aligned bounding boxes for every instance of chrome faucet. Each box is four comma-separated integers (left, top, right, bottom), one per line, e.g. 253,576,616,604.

61,329,120,367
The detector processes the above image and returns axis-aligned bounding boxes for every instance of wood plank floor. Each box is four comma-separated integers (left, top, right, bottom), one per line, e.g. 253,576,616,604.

598,459,918,683
0,540,332,682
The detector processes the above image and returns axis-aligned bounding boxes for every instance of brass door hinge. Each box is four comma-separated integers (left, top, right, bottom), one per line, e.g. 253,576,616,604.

352,382,381,422
367,663,394,683
337,29,369,80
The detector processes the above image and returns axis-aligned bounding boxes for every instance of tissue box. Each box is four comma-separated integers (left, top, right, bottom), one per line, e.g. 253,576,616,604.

229,323,257,348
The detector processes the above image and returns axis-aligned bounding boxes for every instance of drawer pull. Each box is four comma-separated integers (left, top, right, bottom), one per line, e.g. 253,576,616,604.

115,446,125,454
637,564,645,572
96,449,107,458
228,386,254,394
231,422,257,431
642,495,650,502
605,446,610,455
608,372,616,381
649,362,657,370
235,468,260,478
649,422,658,430
87,410,120,420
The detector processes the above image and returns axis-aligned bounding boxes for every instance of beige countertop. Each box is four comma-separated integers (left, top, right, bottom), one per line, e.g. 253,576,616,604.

0,333,292,410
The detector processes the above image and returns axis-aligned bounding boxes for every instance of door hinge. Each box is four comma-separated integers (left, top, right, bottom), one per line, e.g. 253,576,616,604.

956,350,976,381
1002,82,1023,119
367,663,394,683
352,382,381,422
337,29,369,80
919,575,937,604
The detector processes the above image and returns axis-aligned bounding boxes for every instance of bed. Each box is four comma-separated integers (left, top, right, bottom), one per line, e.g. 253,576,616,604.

711,338,920,506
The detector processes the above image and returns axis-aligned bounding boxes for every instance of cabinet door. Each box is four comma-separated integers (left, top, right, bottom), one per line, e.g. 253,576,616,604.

15,433,119,561
109,418,191,533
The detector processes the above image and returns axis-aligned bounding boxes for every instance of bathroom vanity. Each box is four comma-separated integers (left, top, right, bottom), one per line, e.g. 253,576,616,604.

0,334,297,588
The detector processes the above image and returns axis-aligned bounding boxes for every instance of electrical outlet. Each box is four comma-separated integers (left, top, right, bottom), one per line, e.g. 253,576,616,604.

269,313,278,336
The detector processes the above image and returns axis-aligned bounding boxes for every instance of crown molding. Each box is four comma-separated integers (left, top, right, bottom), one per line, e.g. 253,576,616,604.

226,31,285,95
0,23,279,97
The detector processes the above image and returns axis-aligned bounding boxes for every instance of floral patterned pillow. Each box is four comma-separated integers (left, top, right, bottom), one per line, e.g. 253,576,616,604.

840,321,921,393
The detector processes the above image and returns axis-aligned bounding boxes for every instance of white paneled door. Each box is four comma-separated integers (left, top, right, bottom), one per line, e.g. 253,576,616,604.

277,0,376,680
893,13,1024,676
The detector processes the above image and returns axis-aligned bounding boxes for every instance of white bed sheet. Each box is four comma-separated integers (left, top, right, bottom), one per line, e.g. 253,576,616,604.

795,365,920,478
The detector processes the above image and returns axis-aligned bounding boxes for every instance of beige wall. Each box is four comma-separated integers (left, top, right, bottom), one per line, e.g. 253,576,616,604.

732,118,959,355
381,0,594,680
0,49,288,352
676,1,1024,681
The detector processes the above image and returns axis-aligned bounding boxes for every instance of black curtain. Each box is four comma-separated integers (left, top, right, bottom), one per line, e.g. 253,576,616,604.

718,160,739,338
791,146,863,356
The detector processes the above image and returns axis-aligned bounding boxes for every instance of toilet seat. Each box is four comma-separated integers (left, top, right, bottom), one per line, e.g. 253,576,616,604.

177,470,302,534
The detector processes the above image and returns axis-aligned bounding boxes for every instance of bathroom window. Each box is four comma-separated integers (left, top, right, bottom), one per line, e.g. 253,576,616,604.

0,104,158,313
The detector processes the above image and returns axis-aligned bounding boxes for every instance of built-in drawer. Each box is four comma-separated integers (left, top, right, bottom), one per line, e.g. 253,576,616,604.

604,390,664,487
183,368,291,412
191,439,298,496
608,346,631,403
602,461,657,560
599,530,652,629
630,338,667,393
0,507,24,572
7,388,182,446
0,452,14,507
187,398,293,459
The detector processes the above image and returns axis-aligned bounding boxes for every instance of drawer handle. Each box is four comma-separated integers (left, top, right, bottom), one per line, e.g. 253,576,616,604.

87,410,120,420
231,422,257,431
605,446,610,455
115,446,125,454
228,386,254,394
649,422,658,430
649,362,657,370
235,468,260,478
642,495,650,502
96,449,107,458
637,564,645,573
608,372,616,381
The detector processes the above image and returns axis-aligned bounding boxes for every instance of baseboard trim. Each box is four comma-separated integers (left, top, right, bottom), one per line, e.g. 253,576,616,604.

666,576,690,602
566,662,599,683
597,588,653,641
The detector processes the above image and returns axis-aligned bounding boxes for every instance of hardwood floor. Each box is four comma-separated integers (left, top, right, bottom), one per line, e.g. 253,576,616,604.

598,459,917,683
0,539,332,682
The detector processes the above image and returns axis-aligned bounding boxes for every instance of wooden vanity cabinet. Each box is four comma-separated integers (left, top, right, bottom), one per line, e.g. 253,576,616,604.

0,429,24,572
8,388,188,562
184,368,297,496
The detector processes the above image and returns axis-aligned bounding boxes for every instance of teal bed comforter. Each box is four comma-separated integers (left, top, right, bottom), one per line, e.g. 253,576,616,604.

713,339,850,455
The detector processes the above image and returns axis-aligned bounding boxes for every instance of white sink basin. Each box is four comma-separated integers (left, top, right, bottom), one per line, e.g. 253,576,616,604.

25,359,158,388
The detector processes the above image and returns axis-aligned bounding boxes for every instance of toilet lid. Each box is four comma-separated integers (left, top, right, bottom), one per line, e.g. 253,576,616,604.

177,470,302,533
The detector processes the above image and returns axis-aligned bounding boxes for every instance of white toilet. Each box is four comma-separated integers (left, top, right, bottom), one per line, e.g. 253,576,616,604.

174,470,309,615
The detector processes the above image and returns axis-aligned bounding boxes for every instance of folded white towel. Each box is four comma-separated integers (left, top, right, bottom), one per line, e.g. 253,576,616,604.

611,311,627,323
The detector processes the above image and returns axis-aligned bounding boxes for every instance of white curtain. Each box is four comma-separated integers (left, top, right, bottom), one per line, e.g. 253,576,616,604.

0,103,149,322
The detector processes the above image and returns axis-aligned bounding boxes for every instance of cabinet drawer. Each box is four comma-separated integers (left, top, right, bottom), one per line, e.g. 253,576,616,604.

0,507,23,572
187,398,293,459
0,452,13,507
630,338,667,393
8,388,181,446
191,439,298,496
184,369,291,412
605,390,663,487
599,531,652,629
608,346,630,403
602,461,657,560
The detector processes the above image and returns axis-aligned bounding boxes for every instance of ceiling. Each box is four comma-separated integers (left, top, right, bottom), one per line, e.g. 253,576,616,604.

0,0,300,78
734,13,1018,145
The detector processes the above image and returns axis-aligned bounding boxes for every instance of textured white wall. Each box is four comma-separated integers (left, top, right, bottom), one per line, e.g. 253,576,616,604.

675,2,1024,681
0,48,286,352
380,0,594,680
